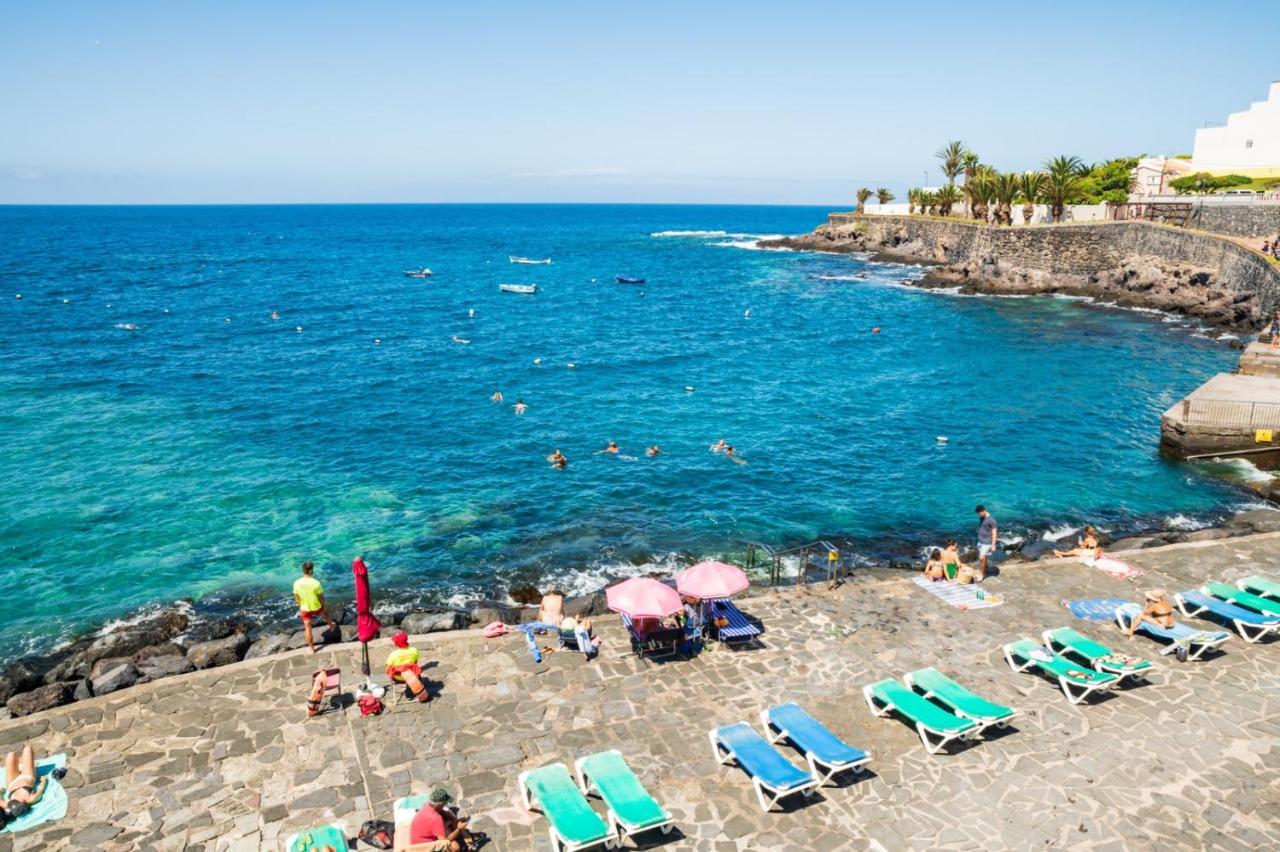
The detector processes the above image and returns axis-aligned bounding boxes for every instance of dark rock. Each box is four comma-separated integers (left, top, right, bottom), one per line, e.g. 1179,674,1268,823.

508,585,542,605
181,619,236,644
1184,527,1230,543
0,661,45,704
136,654,195,682
244,633,292,660
1227,508,1280,533
7,682,73,717
400,611,465,634
89,658,140,695
563,592,607,619
1158,531,1189,545
1109,536,1155,551
336,624,358,643
72,679,92,702
185,632,250,669
133,643,185,661
471,603,521,625
42,654,92,686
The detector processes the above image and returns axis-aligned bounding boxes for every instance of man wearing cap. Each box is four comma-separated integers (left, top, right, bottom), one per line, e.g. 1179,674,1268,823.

385,631,430,703
408,788,470,851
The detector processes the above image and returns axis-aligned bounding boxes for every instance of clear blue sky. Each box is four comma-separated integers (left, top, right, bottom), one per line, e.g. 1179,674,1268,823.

1,1,1275,204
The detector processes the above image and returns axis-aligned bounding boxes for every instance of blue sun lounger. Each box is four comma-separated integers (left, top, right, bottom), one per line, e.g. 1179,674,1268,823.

1175,590,1280,643
1115,603,1229,660
760,703,870,785
706,599,762,645
709,722,818,812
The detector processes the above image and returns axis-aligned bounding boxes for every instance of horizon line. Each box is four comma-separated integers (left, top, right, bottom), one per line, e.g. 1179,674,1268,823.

0,200,849,209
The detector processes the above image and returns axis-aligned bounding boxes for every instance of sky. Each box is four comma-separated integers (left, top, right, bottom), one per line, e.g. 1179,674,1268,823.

1,0,1276,205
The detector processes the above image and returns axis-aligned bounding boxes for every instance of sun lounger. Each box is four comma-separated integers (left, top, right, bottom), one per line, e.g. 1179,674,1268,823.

1174,590,1280,643
1003,639,1119,704
619,613,680,660
1203,582,1280,618
902,668,1018,733
285,822,347,852
709,722,818,811
706,599,762,645
1115,603,1230,660
1238,575,1280,601
862,678,977,754
574,750,674,842
518,763,614,852
1041,627,1153,682
760,702,870,785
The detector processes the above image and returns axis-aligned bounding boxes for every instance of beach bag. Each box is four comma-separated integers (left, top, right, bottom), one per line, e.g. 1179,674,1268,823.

955,565,975,585
358,819,395,849
358,693,383,717
483,621,509,638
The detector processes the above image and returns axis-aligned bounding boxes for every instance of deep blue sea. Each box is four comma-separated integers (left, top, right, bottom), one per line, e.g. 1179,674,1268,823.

0,204,1256,659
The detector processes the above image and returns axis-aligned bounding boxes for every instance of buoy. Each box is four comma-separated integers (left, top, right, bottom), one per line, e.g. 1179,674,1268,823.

163,309,170,314
567,363,575,369
936,436,949,445
374,338,382,345
62,298,69,304
13,294,20,300
468,308,474,318
295,326,303,333
224,317,231,323
533,357,542,365
744,309,750,318
685,386,694,393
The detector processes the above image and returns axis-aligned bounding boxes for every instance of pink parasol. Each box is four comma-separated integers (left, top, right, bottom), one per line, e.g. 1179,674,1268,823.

605,577,682,619
353,557,382,679
675,561,750,600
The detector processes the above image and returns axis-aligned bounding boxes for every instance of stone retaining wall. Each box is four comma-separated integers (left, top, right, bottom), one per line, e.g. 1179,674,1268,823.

1190,203,1280,239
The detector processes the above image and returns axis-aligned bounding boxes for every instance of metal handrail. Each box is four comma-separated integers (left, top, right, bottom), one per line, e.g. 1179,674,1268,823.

1179,398,1280,429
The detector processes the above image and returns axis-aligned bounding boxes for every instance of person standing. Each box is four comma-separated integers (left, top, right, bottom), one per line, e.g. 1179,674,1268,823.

293,561,338,654
975,505,997,582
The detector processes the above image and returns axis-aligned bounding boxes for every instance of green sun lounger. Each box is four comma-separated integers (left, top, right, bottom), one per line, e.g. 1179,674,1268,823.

518,763,613,852
1238,575,1280,601
863,678,978,754
285,822,347,852
1205,582,1280,618
1003,639,1119,704
574,750,673,843
902,668,1017,734
1041,627,1153,682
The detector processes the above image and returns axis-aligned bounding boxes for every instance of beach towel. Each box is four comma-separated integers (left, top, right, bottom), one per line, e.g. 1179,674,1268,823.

1,754,67,834
517,621,558,662
1079,554,1143,581
912,576,1003,609
1063,598,1130,621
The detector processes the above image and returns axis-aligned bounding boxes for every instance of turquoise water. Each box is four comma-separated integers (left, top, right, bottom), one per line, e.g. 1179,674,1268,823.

0,204,1248,659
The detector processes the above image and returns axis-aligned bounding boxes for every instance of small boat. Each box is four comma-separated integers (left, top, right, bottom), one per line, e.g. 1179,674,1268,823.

615,276,646,284
509,256,551,265
404,268,433,278
499,283,537,294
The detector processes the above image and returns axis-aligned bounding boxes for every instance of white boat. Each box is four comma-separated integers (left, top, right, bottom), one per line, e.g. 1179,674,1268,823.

404,268,433,278
509,256,551,265
499,283,537,294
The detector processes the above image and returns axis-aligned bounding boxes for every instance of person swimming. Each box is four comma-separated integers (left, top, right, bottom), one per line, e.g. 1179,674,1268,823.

724,445,747,465
646,445,661,457
271,311,280,319
597,441,619,454
547,449,567,468
491,391,504,403
710,439,727,453
513,399,527,414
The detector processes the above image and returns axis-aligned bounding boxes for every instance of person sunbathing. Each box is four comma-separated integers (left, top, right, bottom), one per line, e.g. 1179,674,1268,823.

940,539,965,579
385,631,430,703
537,590,564,625
923,548,947,582
1124,590,1175,636
1053,525,1100,559
3,743,58,818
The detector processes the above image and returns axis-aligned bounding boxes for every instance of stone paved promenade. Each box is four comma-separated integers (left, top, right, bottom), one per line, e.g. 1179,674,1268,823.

1,535,1278,851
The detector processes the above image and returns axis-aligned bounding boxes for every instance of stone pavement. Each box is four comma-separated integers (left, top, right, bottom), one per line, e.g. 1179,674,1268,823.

1,535,1278,851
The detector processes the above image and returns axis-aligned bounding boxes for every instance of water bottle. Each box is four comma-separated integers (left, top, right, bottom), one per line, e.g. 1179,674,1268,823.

976,589,985,601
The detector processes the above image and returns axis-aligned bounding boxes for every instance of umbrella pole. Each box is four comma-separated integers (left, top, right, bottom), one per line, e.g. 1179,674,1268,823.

361,641,372,686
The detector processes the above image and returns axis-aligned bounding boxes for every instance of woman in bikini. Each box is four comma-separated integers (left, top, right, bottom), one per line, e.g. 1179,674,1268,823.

940,539,965,580
1053,525,1100,559
1125,589,1175,636
923,548,947,582
4,743,49,818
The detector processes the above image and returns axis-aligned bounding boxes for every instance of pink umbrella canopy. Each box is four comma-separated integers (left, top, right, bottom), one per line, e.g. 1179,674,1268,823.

675,561,750,600
353,557,382,643
605,577,683,619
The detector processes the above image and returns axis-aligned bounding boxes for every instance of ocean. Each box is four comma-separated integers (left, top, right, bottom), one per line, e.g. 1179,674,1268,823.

0,203,1254,660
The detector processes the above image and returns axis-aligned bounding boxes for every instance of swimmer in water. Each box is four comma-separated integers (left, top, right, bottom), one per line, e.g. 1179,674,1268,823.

646,445,661,457
547,449,567,468
710,439,727,454
271,311,280,319
724,445,747,465
513,399,527,415
491,391,504,403
871,326,881,334
597,441,620,455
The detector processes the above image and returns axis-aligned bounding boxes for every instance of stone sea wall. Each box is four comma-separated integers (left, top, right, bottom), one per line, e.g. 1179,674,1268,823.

779,215,1280,328
1190,203,1280,239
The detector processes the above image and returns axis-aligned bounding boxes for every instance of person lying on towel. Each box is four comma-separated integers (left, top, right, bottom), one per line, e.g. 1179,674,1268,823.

386,631,430,703
2,743,63,820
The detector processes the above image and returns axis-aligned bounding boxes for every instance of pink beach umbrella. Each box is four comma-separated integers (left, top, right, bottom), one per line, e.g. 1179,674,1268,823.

605,577,683,619
352,556,382,679
675,561,750,600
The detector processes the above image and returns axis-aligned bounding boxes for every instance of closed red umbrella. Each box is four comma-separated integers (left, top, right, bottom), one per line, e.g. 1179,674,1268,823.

353,556,382,679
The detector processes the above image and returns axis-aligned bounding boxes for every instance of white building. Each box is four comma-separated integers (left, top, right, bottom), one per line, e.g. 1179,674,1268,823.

1132,156,1193,197
1191,81,1280,177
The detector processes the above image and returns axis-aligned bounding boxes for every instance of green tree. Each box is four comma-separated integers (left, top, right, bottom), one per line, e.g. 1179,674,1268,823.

856,187,873,214
1076,157,1140,203
1169,172,1253,195
907,188,920,215
936,140,967,185
935,184,963,217
1043,155,1086,222
961,151,981,184
964,172,995,222
1017,172,1045,225
876,187,895,206
993,172,1021,226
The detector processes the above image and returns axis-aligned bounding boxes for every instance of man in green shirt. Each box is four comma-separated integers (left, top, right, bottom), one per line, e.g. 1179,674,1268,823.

293,561,338,653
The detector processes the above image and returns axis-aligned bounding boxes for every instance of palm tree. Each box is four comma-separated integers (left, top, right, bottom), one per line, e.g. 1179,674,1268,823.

1043,155,1086,223
1018,172,1045,225
993,172,1021,226
907,188,919,215
935,184,963,217
936,141,967,186
856,187,873,214
876,187,895,206
961,151,981,185
963,172,995,222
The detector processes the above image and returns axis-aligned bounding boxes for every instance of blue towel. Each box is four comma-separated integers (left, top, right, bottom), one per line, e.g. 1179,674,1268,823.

517,621,559,663
1,754,67,834
1066,598,1129,621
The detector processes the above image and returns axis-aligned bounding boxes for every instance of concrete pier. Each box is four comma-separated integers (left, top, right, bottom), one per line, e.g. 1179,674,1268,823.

1238,341,1280,377
1161,342,1280,462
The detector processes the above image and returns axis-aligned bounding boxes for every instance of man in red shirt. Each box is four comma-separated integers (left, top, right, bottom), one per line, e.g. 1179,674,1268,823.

408,788,468,851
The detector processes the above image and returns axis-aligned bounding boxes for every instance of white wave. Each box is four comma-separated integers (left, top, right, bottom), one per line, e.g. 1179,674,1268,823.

1043,523,1080,541
711,239,791,252
1213,458,1275,483
809,274,867,281
536,552,687,598
95,599,194,638
650,230,728,238
1164,513,1210,532
997,533,1025,547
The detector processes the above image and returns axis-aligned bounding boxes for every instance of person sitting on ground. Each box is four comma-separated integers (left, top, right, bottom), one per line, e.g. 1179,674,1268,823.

923,548,947,582
385,631,431,703
537,589,564,626
940,539,965,580
408,787,478,851
562,615,601,658
1124,589,1175,636
3,743,60,819
1053,525,1101,559
547,449,567,469
293,561,339,654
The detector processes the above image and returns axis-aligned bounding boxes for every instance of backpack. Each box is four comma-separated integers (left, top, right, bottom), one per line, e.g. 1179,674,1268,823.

358,819,395,849
358,693,383,717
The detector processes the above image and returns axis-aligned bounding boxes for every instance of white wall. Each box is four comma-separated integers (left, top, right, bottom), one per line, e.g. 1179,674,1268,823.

861,202,1108,225
1192,81,1280,175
